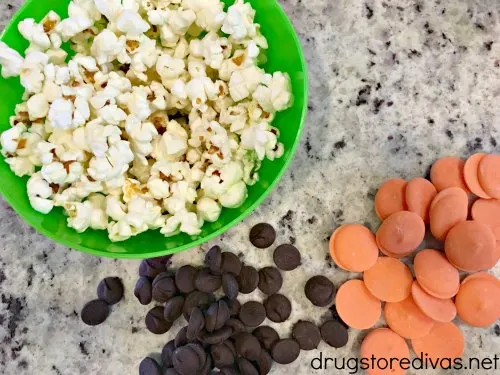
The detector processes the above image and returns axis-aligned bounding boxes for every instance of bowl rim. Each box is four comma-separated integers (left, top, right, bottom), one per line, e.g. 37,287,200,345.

0,0,309,259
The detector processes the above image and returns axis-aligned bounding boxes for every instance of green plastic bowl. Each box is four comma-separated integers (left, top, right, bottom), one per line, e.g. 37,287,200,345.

0,0,307,258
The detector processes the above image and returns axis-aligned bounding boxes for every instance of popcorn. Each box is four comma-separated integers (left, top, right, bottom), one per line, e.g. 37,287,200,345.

0,0,293,241
0,42,23,78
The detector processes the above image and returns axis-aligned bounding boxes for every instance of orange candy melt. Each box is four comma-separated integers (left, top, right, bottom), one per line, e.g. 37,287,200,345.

429,187,468,241
405,177,437,223
478,154,500,199
411,322,464,364
413,249,459,299
430,156,469,192
471,198,500,241
445,221,498,272
363,257,413,302
455,277,500,327
333,224,379,272
360,328,410,375
375,178,407,220
376,211,425,257
411,281,457,323
384,296,434,339
464,153,491,199
336,279,381,330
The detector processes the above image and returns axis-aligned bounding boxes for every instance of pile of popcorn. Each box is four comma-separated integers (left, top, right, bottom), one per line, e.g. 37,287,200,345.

0,0,292,241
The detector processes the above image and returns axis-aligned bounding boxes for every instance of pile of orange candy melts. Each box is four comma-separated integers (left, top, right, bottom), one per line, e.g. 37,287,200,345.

329,153,500,374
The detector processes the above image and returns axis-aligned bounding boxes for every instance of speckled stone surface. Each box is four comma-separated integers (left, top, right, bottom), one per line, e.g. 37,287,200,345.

1,0,500,374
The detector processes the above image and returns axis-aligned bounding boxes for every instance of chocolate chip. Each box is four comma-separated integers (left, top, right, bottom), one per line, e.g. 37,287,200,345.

161,340,176,368
305,275,335,307
81,299,110,326
250,223,276,248
175,326,188,348
238,357,259,375
258,267,282,295
183,291,215,320
187,307,205,341
198,326,233,344
145,306,172,334
271,339,300,364
199,352,212,375
239,301,266,327
134,276,152,305
175,265,198,294
173,343,207,375
152,272,177,303
210,340,237,368
219,368,240,375
320,320,349,348
225,317,248,335
273,244,301,271
221,252,243,275
139,259,165,278
253,326,279,351
163,369,180,375
139,357,162,375
164,295,185,322
205,300,230,332
205,245,222,273
195,268,222,293
222,297,241,317
264,294,291,323
256,349,273,375
222,273,239,299
237,266,259,294
96,277,123,305
292,320,321,350
235,332,262,361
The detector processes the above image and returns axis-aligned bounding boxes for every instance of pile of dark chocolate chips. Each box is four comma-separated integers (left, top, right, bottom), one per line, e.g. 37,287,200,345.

81,277,124,326
129,222,349,374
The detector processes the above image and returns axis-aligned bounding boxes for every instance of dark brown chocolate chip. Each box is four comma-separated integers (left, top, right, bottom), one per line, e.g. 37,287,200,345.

139,357,162,375
221,252,243,275
210,340,237,368
152,272,177,303
252,326,279,351
81,299,110,326
273,244,301,271
264,294,291,323
163,368,180,375
205,300,230,332
292,320,321,350
237,265,259,294
320,320,349,348
205,245,222,273
222,273,239,299
97,277,123,305
175,326,188,348
164,295,184,322
175,265,198,294
219,368,240,375
183,291,215,320
139,259,165,278
256,349,273,375
199,352,212,375
187,307,205,341
198,326,233,344
235,332,262,361
145,306,172,334
173,343,207,375
305,275,335,307
258,267,283,295
238,357,259,375
161,340,176,368
134,276,152,305
222,297,241,317
250,223,276,248
195,268,222,293
239,301,266,327
271,339,300,364
225,318,248,335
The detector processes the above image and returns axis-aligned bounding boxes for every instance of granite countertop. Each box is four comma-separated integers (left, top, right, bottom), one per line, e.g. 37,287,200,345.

1,0,500,374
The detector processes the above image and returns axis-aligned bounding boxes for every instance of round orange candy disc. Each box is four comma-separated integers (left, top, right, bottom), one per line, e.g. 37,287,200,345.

334,224,378,272
430,156,468,192
471,199,500,241
375,178,407,220
405,177,437,223
455,277,500,327
376,211,425,257
478,154,500,199
384,296,434,339
429,187,468,241
363,257,413,302
411,281,457,323
411,322,464,364
336,279,381,330
361,328,410,375
464,153,491,199
413,249,459,299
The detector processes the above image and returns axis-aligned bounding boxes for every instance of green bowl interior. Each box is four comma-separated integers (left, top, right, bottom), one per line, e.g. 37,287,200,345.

0,0,307,258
